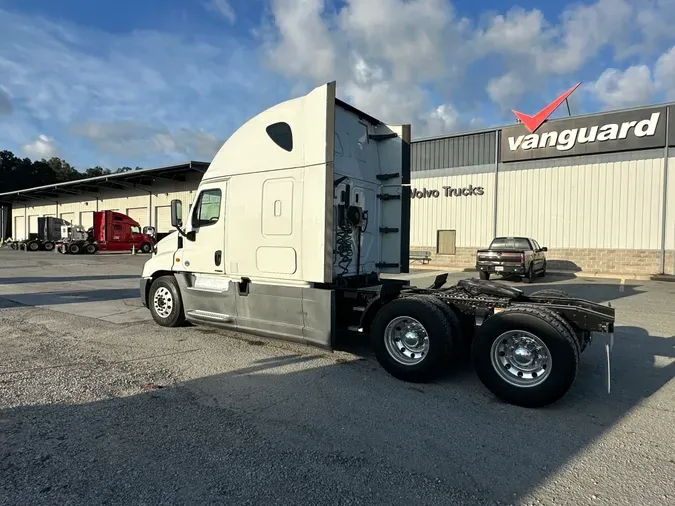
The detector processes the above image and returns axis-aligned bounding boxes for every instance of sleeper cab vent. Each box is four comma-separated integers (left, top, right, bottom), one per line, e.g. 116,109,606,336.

266,122,293,152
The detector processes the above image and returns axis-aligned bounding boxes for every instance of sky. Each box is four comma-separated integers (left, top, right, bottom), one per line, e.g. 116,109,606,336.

0,0,674,171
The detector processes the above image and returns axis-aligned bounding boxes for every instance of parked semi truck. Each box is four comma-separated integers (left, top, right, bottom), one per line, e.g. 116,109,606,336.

56,210,156,254
139,81,615,408
8,216,70,251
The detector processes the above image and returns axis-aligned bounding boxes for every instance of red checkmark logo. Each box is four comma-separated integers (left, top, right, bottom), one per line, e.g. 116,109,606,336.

512,82,582,133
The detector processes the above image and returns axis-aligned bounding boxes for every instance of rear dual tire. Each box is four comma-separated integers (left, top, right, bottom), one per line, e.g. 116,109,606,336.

472,305,579,408
370,296,463,383
530,289,590,352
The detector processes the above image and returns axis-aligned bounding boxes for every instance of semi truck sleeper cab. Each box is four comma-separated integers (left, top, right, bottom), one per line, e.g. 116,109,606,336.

140,81,615,409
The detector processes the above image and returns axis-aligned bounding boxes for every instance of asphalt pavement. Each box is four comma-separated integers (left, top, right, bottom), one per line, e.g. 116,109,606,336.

0,249,674,505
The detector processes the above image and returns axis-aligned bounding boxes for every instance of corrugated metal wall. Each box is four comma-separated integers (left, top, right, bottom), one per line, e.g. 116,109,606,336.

496,149,665,249
410,131,498,248
412,131,496,171
410,169,495,248
410,129,674,255
11,180,198,239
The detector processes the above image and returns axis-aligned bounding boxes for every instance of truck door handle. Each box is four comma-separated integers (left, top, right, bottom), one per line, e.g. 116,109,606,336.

214,250,222,266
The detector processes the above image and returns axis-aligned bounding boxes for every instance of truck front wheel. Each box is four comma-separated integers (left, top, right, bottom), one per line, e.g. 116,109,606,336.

472,305,579,408
148,275,186,327
140,242,152,253
370,297,455,383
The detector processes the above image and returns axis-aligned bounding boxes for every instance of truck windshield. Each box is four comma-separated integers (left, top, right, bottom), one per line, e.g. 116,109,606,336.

131,226,141,234
490,238,531,250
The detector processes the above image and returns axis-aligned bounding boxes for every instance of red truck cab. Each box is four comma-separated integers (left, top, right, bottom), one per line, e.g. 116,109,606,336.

94,210,156,253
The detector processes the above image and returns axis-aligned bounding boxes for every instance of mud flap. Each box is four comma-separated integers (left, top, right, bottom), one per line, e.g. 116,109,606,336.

606,330,614,394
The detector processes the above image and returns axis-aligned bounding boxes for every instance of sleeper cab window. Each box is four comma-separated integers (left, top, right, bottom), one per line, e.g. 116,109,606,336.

266,122,293,152
192,188,222,228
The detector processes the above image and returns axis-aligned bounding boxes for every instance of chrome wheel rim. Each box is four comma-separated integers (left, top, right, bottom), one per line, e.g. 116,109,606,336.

153,286,173,319
490,330,552,387
384,316,429,366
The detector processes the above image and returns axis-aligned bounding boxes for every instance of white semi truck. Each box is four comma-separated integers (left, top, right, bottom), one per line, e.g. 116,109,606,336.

140,81,615,408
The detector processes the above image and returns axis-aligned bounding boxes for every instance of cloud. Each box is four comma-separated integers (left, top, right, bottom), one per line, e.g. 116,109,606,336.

473,0,670,108
654,46,675,101
205,0,236,24
70,121,223,161
0,87,11,115
3,0,675,170
22,135,59,159
0,8,283,168
260,0,675,135
590,45,675,108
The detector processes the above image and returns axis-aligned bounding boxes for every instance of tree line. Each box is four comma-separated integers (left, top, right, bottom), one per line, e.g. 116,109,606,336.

0,150,142,193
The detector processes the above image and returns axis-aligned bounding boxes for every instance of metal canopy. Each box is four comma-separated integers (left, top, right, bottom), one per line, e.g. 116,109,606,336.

0,161,209,205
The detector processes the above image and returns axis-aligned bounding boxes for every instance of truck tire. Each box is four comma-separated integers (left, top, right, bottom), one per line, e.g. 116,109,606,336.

28,241,39,251
472,305,580,408
85,243,97,254
68,243,81,254
479,271,490,280
43,241,55,252
148,275,186,327
140,242,152,254
370,296,455,383
530,289,590,353
413,295,468,359
537,261,547,277
523,263,535,283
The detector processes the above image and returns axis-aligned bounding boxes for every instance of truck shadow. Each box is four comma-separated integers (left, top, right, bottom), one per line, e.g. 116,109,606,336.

1,287,673,504
0,288,140,306
492,271,578,283
546,259,583,272
1,324,672,505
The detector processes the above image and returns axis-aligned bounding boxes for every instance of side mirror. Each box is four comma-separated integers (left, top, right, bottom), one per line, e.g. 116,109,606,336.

542,247,548,252
170,199,183,228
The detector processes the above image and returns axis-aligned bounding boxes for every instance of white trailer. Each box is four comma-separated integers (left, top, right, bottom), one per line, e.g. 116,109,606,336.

140,82,615,408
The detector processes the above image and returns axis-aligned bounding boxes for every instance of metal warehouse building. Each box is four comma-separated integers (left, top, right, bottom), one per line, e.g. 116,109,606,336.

0,162,208,242
410,101,675,276
1,100,675,276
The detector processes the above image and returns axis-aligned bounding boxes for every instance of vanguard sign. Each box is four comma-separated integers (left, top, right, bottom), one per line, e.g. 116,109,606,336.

411,185,485,198
501,107,668,162
501,82,668,162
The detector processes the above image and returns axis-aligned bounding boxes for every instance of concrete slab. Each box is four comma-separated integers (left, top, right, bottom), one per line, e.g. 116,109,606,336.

0,249,150,323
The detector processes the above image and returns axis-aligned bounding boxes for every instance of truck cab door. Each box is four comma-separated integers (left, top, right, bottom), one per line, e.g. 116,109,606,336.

175,180,236,325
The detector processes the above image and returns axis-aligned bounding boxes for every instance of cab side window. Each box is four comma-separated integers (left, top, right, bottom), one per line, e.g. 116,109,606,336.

192,189,222,228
